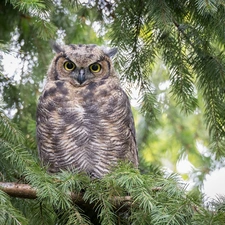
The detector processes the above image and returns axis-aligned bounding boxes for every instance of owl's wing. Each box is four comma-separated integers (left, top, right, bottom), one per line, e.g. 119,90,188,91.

108,86,138,168
122,89,138,167
36,81,67,172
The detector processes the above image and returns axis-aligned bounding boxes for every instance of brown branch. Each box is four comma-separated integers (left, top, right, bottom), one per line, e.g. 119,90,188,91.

0,181,133,215
0,182,37,199
0,182,161,210
0,182,86,203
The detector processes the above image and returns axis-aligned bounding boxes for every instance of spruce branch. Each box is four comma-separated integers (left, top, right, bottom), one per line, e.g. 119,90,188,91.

0,181,162,208
0,182,132,209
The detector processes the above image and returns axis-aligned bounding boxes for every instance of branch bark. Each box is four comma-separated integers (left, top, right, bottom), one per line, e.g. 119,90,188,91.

0,182,87,205
0,182,161,210
0,182,37,199
0,182,132,208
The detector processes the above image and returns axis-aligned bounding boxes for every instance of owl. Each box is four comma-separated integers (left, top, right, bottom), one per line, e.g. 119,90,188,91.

36,43,138,178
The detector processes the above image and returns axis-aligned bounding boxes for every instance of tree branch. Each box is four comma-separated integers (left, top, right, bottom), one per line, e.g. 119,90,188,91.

0,181,162,212
0,182,88,204
0,182,162,197
0,182,132,208
0,182,37,199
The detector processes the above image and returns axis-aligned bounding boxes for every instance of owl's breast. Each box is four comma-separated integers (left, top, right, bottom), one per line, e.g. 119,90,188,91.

37,79,137,177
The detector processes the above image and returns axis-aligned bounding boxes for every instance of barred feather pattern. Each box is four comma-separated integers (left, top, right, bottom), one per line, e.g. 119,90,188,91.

36,44,138,178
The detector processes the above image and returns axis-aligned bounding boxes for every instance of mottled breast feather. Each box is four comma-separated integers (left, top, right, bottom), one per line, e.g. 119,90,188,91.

36,44,138,178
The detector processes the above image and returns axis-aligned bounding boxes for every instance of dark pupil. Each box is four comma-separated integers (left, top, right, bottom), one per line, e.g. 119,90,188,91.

92,64,99,71
66,62,74,69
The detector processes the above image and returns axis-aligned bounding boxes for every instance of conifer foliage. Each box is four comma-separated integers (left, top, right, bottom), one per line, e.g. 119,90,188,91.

1,0,225,224
111,0,225,158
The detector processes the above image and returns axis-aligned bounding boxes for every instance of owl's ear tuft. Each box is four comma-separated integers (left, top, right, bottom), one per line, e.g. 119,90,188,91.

102,47,118,58
50,41,64,53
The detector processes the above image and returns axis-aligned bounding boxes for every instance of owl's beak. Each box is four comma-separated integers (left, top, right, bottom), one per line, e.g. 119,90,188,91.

77,68,86,84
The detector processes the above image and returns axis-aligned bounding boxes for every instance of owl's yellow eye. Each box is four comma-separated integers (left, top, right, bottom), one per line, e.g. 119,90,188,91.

89,63,101,73
64,61,76,71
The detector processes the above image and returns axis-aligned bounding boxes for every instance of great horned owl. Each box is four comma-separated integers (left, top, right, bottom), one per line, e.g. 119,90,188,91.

36,43,138,178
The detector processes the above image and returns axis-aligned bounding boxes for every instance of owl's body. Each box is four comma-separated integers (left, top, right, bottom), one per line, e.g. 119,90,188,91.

36,44,138,178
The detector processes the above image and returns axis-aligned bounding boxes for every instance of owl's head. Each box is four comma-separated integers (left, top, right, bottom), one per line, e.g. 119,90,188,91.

47,43,117,86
